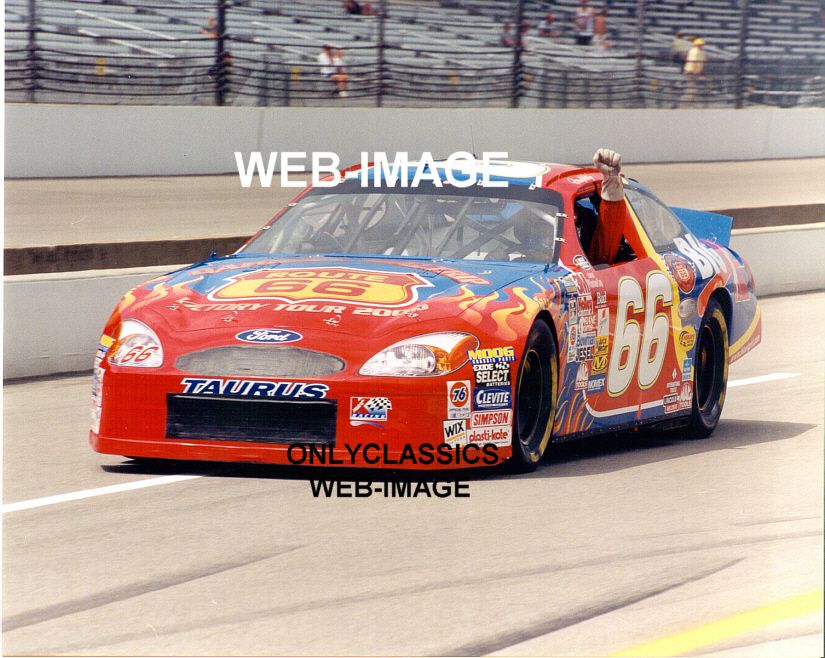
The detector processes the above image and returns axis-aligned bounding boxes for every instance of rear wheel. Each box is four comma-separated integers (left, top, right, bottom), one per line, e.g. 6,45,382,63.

689,298,729,438
511,320,558,471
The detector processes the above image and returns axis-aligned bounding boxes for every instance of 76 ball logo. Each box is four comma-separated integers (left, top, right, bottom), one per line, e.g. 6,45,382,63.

447,380,471,420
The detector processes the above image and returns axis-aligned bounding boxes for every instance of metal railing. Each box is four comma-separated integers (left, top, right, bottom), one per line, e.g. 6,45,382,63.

4,0,825,108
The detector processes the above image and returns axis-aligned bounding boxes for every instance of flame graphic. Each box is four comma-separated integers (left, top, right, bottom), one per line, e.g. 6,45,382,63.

129,274,205,313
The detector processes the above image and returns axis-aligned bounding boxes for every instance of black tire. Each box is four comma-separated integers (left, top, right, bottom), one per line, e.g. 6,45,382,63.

510,320,558,471
689,298,729,438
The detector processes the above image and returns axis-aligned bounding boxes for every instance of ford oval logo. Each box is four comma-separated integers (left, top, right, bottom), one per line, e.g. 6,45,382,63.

235,329,303,344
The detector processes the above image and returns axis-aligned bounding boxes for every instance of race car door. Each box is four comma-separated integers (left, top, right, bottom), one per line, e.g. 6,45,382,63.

556,191,685,436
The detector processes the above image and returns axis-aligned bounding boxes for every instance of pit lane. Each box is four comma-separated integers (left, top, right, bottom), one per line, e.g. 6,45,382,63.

3,291,822,656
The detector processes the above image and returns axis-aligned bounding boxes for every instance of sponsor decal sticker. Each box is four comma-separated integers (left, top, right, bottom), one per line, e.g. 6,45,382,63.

350,396,392,423
595,335,609,356
560,275,578,295
473,361,511,387
567,325,578,363
679,326,697,350
578,314,596,334
473,386,512,411
664,381,693,413
568,297,578,326
180,377,328,399
208,266,432,308
235,328,303,344
591,353,608,375
595,290,607,307
447,380,471,419
443,418,468,445
566,174,596,185
664,253,697,293
575,362,590,390
597,307,610,336
467,346,516,365
470,410,513,428
587,375,606,393
573,254,592,270
578,294,594,317
682,358,693,381
467,425,511,446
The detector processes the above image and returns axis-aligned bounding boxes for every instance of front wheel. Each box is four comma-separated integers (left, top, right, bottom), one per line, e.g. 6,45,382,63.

689,298,729,438
510,320,558,471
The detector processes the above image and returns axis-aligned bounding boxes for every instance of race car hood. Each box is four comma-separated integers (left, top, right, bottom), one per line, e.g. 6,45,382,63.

121,255,548,340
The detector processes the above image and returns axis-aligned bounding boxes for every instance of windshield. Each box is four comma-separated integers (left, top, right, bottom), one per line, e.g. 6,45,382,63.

242,181,564,263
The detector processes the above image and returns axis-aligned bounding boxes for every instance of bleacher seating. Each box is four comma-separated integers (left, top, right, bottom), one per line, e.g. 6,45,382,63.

4,0,824,107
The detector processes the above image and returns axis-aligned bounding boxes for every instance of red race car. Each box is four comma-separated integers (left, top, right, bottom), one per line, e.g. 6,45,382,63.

90,157,760,471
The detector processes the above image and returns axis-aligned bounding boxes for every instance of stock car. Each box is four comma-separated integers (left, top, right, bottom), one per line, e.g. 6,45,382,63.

90,159,761,471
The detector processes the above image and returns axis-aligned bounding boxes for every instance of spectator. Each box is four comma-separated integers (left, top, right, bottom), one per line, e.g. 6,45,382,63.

573,0,596,46
594,8,611,49
501,22,515,48
683,37,707,105
200,16,218,39
333,48,349,97
343,0,362,15
318,45,348,97
362,2,375,15
670,30,692,64
538,10,559,38
520,20,531,40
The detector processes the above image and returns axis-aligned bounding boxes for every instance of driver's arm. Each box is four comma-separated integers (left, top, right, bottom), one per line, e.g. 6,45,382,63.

588,148,632,266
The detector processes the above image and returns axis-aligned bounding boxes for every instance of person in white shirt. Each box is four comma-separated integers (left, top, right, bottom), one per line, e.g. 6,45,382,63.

573,0,596,45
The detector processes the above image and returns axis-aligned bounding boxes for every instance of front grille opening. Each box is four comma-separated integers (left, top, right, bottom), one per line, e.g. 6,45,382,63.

166,394,337,444
175,345,345,378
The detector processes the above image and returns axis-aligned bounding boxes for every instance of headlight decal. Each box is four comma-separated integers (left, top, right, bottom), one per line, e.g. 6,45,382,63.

359,332,479,377
108,319,164,368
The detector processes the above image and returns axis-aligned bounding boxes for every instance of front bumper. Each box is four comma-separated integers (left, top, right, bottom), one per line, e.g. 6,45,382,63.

90,369,512,469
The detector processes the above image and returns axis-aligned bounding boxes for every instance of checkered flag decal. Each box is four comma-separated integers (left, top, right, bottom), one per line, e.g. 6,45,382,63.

364,397,392,412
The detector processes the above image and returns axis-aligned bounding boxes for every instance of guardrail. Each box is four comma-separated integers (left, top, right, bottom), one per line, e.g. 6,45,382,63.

5,223,823,379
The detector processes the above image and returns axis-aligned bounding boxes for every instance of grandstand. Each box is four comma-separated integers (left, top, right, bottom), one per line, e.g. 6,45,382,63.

5,0,825,107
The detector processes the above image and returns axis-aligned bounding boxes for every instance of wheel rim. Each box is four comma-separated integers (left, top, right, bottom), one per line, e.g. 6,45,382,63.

517,348,543,444
697,323,718,411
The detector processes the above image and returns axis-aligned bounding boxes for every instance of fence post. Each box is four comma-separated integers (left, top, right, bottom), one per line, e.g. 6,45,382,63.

376,0,386,107
634,0,646,107
215,0,227,106
735,0,750,108
27,0,37,102
510,0,524,108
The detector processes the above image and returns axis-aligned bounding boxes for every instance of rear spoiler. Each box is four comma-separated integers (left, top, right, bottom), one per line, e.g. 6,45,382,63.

671,207,733,247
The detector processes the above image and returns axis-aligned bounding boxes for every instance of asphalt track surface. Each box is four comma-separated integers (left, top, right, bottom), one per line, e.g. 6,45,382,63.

2,292,823,656
5,158,825,247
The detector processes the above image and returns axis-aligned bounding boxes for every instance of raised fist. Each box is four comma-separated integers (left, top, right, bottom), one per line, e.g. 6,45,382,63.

592,148,624,202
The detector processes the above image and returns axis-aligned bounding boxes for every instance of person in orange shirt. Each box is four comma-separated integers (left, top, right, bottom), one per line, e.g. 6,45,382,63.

587,148,634,266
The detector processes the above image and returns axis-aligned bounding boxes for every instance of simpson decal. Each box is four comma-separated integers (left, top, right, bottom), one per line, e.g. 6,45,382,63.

471,410,513,428
208,267,432,307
